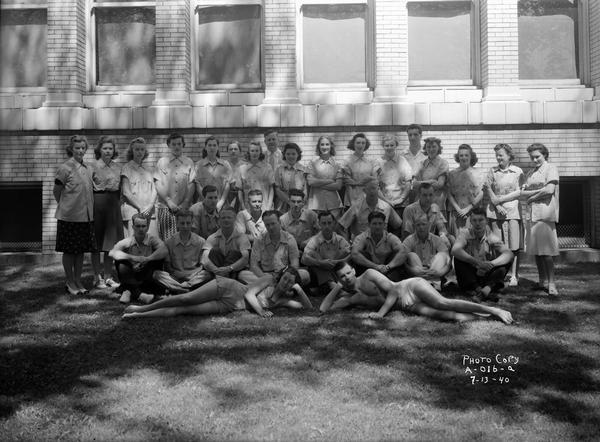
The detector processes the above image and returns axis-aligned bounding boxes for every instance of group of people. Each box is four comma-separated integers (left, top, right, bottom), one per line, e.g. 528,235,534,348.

53,124,561,324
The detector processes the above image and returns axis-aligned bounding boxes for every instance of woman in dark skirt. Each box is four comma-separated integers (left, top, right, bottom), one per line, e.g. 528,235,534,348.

91,135,124,289
53,135,96,295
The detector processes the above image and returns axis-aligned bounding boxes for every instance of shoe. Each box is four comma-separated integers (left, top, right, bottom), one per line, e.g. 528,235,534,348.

78,288,89,295
548,284,559,297
65,284,80,296
119,290,132,304
105,278,120,289
508,276,518,287
108,291,121,299
94,277,108,289
138,293,154,304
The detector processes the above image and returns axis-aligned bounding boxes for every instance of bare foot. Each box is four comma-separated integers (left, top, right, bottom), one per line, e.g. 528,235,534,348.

124,305,142,313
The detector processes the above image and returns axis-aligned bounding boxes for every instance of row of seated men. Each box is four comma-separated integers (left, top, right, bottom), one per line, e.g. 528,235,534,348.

109,182,514,305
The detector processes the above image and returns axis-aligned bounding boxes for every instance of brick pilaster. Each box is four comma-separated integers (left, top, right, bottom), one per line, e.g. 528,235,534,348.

590,0,600,99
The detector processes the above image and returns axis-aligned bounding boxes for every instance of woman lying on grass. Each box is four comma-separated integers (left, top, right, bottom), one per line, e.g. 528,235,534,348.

123,267,313,319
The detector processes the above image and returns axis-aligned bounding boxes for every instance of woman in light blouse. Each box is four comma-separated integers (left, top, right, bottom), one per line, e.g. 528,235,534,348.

342,133,377,208
238,141,275,211
225,140,246,212
91,135,123,289
306,135,343,219
53,135,95,295
121,137,157,237
194,136,232,211
447,144,483,235
376,134,413,219
520,143,560,296
413,137,449,217
274,142,308,212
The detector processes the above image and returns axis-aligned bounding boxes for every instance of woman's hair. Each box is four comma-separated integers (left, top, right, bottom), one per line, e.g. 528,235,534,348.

454,144,478,166
65,135,88,157
126,137,148,161
202,135,220,158
94,135,118,160
527,143,549,160
276,266,301,285
382,134,398,147
423,137,443,155
246,141,265,161
315,135,336,156
283,142,302,162
493,143,515,162
347,133,371,152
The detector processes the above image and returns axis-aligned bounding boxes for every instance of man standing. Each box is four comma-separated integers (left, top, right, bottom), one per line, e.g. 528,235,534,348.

404,124,427,204
153,210,210,294
302,211,351,293
338,178,402,240
201,206,251,281
264,129,283,171
154,133,195,240
189,184,219,239
109,213,168,304
280,189,319,252
351,212,407,282
451,207,514,302
377,134,414,219
236,189,267,243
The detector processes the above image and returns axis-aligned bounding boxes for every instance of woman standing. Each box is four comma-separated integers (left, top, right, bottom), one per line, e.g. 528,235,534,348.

376,134,413,219
447,144,483,235
238,141,274,211
306,136,343,220
91,136,124,289
53,135,95,295
194,136,232,211
225,141,246,212
121,137,157,237
413,137,449,217
520,143,560,296
342,133,377,207
274,142,308,212
485,143,524,287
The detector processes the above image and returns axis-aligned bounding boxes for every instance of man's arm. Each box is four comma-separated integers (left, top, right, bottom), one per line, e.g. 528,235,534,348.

244,275,275,317
369,290,399,319
319,284,343,313
386,241,408,269
249,240,265,277
351,238,379,270
451,235,477,266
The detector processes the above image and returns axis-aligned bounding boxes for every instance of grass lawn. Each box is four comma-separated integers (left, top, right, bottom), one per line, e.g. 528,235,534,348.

1,261,599,441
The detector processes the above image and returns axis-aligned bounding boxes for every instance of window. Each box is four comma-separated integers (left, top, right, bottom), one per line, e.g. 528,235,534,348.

518,0,581,81
407,1,477,85
300,2,370,87
193,3,262,89
91,0,156,88
0,2,47,89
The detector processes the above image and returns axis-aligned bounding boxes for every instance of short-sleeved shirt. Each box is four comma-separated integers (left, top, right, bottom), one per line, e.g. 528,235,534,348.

353,230,405,265
190,202,219,239
339,198,401,239
239,161,275,211
203,228,251,256
91,159,121,192
113,234,164,257
342,154,378,206
306,157,343,211
403,232,449,267
524,162,560,223
274,162,307,195
304,231,351,261
251,230,299,273
194,157,232,199
486,164,524,220
456,227,504,261
265,148,284,172
165,232,205,271
54,158,94,222
402,201,447,235
280,209,319,247
447,166,483,211
236,209,266,241
154,154,195,209
121,160,156,221
403,149,427,176
415,156,449,210
376,152,414,207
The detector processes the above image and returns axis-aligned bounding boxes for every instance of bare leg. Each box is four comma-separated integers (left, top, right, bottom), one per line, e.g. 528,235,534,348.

534,255,547,286
91,252,102,281
510,251,520,280
544,256,557,294
124,280,220,314
410,303,479,322
63,253,76,289
429,252,451,278
411,278,513,324
124,302,223,318
73,253,85,289
103,253,115,280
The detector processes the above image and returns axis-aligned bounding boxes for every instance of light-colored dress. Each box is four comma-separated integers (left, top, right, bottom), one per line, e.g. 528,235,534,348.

91,159,123,251
376,152,414,208
274,162,307,212
194,157,232,202
447,166,483,235
342,154,377,206
121,160,156,223
523,162,559,256
239,161,275,211
306,157,343,212
415,156,449,212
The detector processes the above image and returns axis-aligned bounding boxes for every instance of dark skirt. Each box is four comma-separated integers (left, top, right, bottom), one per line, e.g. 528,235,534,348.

56,220,97,254
94,192,124,251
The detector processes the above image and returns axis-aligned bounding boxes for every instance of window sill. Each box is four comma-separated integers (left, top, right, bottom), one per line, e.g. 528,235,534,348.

299,88,373,105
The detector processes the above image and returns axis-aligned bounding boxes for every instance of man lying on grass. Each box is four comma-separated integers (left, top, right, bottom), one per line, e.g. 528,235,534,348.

321,262,513,324
122,267,313,319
